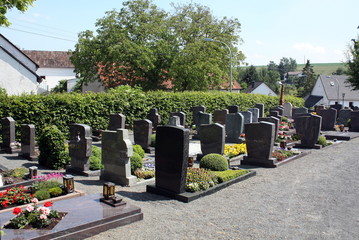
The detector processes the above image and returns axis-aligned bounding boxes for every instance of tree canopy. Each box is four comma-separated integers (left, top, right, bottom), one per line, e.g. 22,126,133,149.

71,0,244,91
0,0,35,26
346,38,359,90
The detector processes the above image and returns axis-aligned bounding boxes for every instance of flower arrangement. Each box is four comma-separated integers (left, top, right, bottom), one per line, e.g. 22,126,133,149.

6,198,63,229
32,172,64,182
272,149,295,161
186,168,217,192
224,143,247,158
0,186,33,209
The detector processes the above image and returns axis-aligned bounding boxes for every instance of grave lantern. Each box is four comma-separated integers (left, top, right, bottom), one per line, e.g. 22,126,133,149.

103,182,115,200
28,166,38,178
63,174,75,193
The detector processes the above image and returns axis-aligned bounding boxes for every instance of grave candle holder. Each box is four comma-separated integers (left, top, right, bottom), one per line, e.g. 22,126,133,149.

100,182,126,207
63,174,75,193
28,166,38,179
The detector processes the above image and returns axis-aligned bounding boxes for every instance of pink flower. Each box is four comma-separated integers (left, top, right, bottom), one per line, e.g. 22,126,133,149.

40,214,47,220
38,207,50,215
31,198,39,204
26,205,34,212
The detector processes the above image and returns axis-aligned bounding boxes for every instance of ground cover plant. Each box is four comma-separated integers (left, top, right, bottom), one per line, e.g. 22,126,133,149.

0,167,29,185
224,143,247,158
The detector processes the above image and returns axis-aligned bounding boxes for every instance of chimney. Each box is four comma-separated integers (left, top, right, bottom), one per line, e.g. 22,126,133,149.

251,81,255,88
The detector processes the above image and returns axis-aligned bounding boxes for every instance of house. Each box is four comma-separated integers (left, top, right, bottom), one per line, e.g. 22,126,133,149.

242,81,277,96
22,50,77,90
0,34,47,95
310,75,359,108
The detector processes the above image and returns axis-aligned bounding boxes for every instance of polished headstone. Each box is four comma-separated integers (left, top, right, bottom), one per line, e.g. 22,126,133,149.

248,108,259,122
213,109,228,125
258,116,280,140
68,123,92,172
147,108,161,130
19,124,36,160
200,123,225,155
350,111,359,132
294,113,322,149
192,105,206,125
255,103,264,118
170,111,186,127
319,108,337,131
1,117,17,153
225,112,244,143
337,109,352,126
133,119,152,152
109,113,126,130
227,105,239,113
283,102,293,118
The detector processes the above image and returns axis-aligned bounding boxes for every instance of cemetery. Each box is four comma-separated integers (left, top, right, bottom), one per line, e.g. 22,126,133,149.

0,89,359,239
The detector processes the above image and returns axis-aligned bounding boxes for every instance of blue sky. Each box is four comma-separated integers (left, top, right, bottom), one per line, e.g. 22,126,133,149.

1,0,358,66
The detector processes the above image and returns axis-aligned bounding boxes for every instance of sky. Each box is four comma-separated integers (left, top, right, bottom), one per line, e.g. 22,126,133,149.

1,0,358,66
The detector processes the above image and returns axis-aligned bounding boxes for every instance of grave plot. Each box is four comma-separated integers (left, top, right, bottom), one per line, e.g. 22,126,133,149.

146,126,255,203
0,167,37,191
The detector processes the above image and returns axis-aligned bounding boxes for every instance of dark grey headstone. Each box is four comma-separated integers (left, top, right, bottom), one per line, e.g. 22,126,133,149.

258,116,279,140
241,122,276,167
19,124,36,160
155,126,189,194
193,112,212,139
330,104,342,112
147,108,161,130
109,113,126,131
200,123,225,155
213,109,228,125
292,107,308,118
225,113,244,143
68,124,92,172
168,116,181,127
100,129,137,186
1,117,17,153
133,119,152,152
319,108,337,131
294,113,322,149
240,111,252,125
170,112,186,127
350,111,359,132
270,106,284,116
337,109,352,126
248,108,259,122
283,102,293,118
314,105,325,115
255,103,264,118
192,106,206,125
227,105,239,113
268,110,282,122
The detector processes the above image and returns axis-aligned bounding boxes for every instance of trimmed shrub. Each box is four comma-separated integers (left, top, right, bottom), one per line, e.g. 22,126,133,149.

33,180,62,191
38,125,70,170
150,134,156,147
212,169,249,183
133,144,145,158
130,152,143,174
89,145,103,170
33,190,51,201
134,169,155,179
48,187,63,197
200,153,228,171
317,135,329,147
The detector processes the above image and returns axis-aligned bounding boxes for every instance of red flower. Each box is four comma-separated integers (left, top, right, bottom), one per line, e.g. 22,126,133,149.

44,202,53,207
13,207,22,215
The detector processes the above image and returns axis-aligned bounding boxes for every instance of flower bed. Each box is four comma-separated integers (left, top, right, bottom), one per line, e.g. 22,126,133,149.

0,167,36,191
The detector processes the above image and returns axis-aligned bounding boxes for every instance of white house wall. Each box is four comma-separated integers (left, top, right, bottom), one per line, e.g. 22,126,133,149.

0,49,47,95
252,84,276,96
311,78,329,105
36,67,76,90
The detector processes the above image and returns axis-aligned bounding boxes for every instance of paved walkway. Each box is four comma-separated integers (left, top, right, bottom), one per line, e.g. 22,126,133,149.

1,138,358,240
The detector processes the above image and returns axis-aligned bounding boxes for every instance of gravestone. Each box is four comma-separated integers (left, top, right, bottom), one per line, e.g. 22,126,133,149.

193,112,212,139
314,105,325,115
200,123,225,155
192,106,206,125
109,113,126,131
147,108,161,130
100,129,137,186
170,112,186,127
241,122,277,167
258,116,280,140
168,116,181,127
147,126,189,195
225,113,244,143
213,109,228,125
255,103,264,118
268,111,282,122
283,102,293,118
1,117,17,153
248,108,259,122
349,111,359,132
319,108,337,131
330,104,343,112
133,119,152,153
227,105,239,113
68,124,92,173
294,113,322,149
270,106,284,116
337,109,352,126
240,111,252,126
292,107,308,118
19,124,36,160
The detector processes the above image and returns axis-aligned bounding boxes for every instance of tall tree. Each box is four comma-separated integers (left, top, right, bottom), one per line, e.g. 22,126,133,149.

0,0,35,26
257,68,280,93
71,0,243,91
346,38,359,90
241,65,259,85
277,57,297,80
297,60,316,97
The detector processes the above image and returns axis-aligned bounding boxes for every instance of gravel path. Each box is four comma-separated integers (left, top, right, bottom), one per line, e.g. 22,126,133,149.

1,138,358,240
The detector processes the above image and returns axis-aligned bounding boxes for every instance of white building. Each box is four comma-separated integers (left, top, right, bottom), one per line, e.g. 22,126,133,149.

242,81,277,96
22,50,77,90
310,75,359,108
0,34,47,95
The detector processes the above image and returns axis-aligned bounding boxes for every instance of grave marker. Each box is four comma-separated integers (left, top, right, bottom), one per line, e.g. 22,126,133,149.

248,108,259,122
170,112,186,127
227,105,239,113
68,124,92,173
350,111,359,132
193,112,212,139
1,117,17,153
192,106,206,125
337,109,352,126
213,109,228,125
255,103,264,118
292,107,308,118
258,116,280,140
109,113,126,130
283,102,293,118
200,123,225,155
294,113,322,149
319,108,337,131
147,108,161,130
133,119,152,153
225,113,244,143
19,124,36,160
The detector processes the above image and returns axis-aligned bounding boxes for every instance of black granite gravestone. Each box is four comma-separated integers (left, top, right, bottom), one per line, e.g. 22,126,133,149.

255,103,264,118
292,107,308,118
213,109,228,125
19,124,36,160
248,108,259,122
350,111,359,132
294,113,322,149
68,124,92,173
192,105,206,125
109,113,126,131
193,111,212,139
168,116,181,127
147,108,161,130
258,116,280,140
1,117,17,153
170,112,186,127
337,109,352,126
270,106,284,116
225,113,244,143
133,119,152,152
319,108,337,131
227,105,239,113
200,123,225,155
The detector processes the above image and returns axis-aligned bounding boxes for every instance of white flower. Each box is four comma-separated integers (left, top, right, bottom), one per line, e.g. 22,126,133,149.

40,214,47,220
31,198,39,204
26,205,34,212
37,207,51,215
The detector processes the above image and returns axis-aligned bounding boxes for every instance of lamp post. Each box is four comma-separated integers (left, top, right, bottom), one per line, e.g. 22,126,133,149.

329,76,340,105
203,38,233,92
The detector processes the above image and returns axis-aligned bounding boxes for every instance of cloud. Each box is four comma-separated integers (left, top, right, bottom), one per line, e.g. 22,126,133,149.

292,42,326,54
255,40,263,45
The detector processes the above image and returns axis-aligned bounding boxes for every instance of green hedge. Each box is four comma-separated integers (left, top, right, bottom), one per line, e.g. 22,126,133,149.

0,86,304,137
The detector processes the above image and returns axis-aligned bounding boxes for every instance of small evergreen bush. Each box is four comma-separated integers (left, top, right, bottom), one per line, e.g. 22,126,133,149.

317,135,329,147
130,152,143,174
33,180,62,191
38,125,70,169
33,190,51,201
133,144,145,158
89,145,103,170
48,187,63,197
200,153,228,171
212,169,249,183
